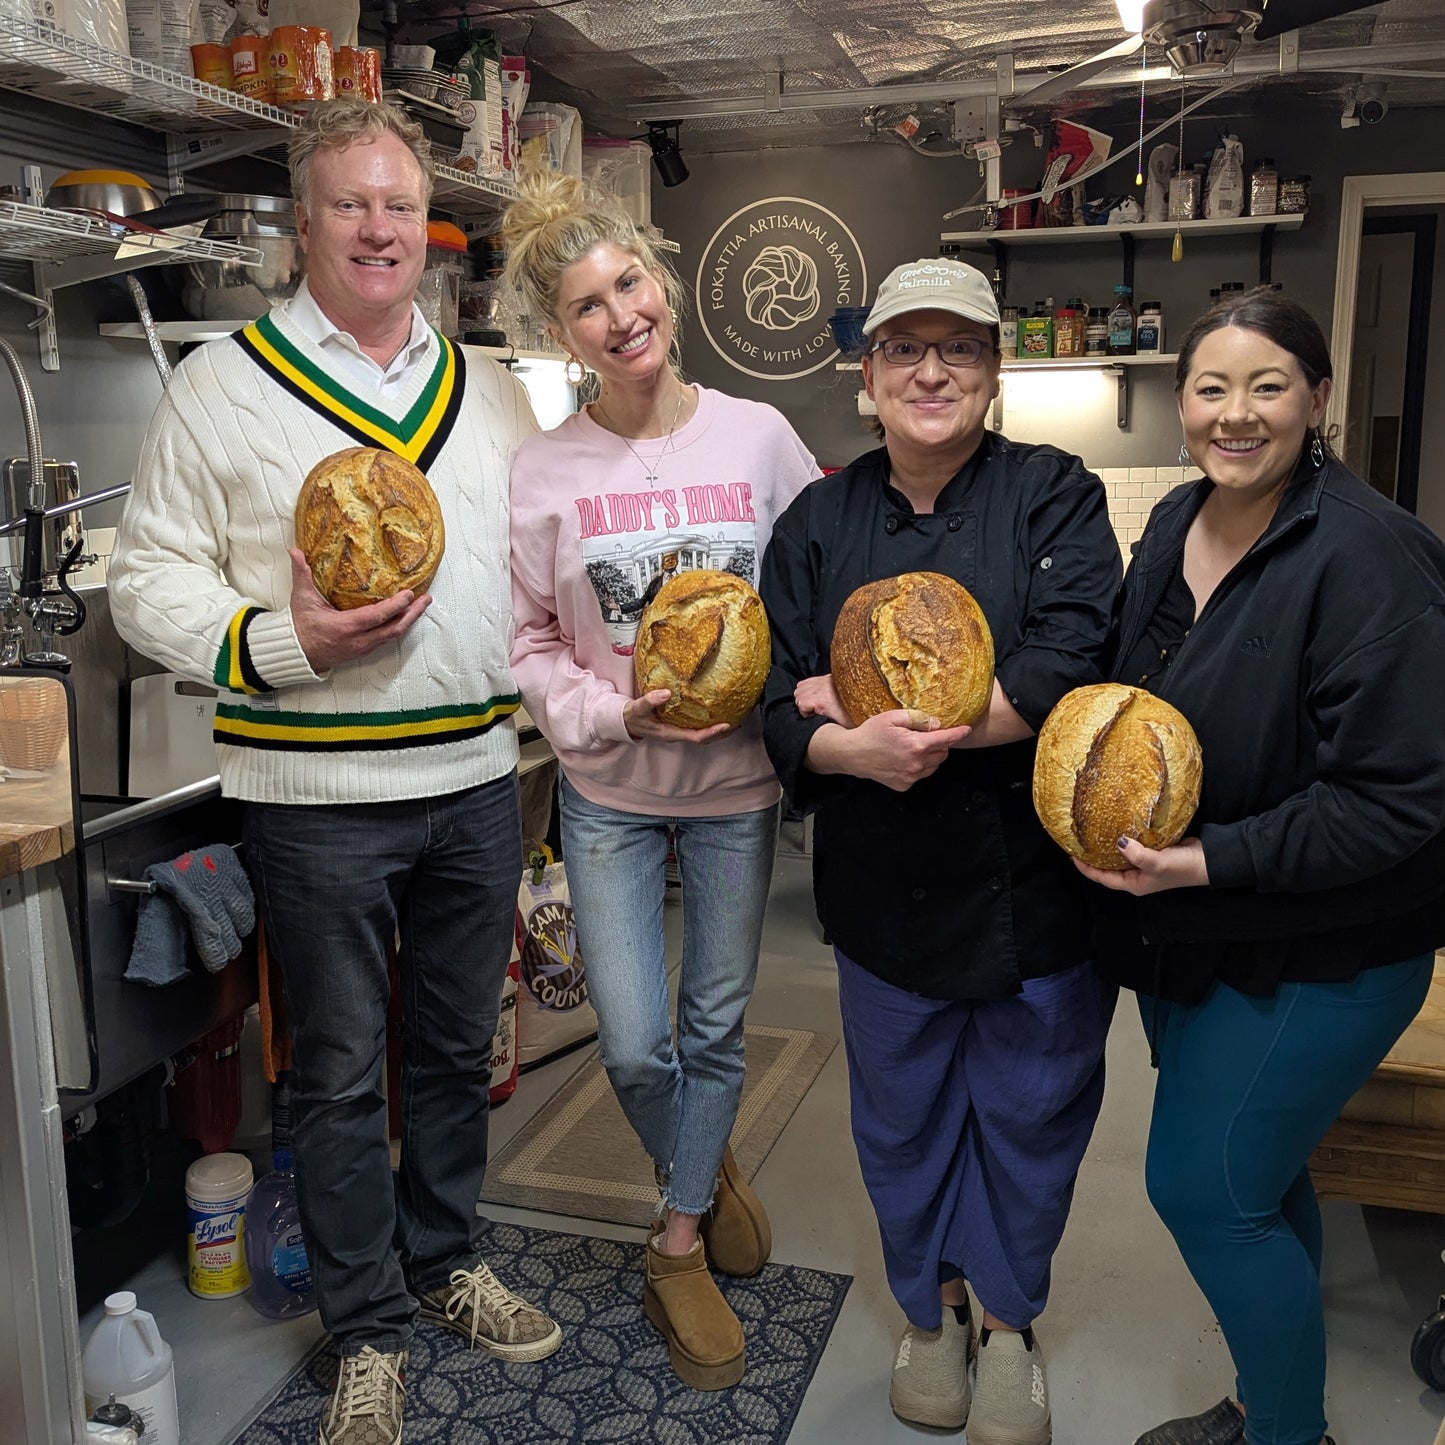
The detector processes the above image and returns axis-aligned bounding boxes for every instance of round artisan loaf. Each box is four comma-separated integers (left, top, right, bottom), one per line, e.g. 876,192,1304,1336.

294,447,445,611
633,570,771,729
1032,682,1203,870
830,571,994,729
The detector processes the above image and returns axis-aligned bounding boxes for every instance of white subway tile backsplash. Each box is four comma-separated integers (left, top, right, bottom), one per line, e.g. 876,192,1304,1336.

1086,463,1201,553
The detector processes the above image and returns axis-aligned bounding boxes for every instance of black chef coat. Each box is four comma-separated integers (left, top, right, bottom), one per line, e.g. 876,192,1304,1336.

759,435,1121,999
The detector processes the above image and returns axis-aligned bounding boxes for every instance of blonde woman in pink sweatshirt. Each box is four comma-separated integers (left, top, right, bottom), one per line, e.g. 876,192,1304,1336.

503,172,817,1390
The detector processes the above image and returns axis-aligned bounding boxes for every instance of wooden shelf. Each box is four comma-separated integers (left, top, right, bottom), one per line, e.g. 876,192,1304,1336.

941,214,1306,247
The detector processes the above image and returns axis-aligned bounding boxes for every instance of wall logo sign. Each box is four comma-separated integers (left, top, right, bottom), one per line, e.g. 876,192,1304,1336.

696,197,867,381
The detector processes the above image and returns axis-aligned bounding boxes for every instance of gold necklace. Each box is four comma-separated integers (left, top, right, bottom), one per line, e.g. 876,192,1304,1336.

594,385,687,484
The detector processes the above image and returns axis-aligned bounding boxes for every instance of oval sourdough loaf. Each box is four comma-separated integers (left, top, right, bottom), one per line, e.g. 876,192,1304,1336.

294,446,446,611
633,570,771,729
1032,682,1203,870
829,571,994,729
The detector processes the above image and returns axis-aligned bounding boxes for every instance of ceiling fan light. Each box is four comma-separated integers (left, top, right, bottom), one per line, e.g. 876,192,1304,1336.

1116,0,1147,32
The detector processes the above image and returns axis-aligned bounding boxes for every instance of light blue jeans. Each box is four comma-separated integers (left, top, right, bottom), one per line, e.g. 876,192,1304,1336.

559,774,779,1214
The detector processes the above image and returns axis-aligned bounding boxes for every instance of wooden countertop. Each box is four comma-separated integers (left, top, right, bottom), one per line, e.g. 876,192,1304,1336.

0,733,74,879
1375,953,1445,1085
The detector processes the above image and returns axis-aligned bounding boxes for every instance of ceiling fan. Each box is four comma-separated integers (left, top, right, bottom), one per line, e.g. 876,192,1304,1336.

1008,0,1392,109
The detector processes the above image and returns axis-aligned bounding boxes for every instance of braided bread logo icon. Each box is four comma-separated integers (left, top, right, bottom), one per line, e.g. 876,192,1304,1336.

697,196,867,380
742,245,821,331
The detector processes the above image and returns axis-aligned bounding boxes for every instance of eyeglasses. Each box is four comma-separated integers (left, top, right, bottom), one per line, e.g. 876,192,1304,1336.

868,336,993,368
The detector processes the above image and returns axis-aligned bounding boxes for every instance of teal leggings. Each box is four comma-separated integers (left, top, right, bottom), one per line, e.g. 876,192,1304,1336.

1142,954,1434,1445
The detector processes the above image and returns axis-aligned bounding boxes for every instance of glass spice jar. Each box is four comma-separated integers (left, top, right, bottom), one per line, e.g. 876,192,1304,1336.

1278,175,1311,214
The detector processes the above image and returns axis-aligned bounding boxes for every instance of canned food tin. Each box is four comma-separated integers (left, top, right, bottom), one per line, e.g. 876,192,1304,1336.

190,42,233,90
333,45,382,103
269,25,335,104
229,33,271,102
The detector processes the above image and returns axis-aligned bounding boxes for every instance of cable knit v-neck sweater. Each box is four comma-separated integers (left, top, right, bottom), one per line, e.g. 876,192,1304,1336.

109,303,536,805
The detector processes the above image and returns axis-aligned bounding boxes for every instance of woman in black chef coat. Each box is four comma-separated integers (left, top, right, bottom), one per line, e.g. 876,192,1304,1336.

1078,287,1445,1445
759,257,1122,1445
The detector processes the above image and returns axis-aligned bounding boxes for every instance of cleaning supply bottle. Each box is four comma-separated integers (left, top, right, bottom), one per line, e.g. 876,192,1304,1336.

81,1292,180,1445
244,1075,318,1319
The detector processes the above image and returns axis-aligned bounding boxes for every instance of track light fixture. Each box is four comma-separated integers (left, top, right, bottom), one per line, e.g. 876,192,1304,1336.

646,120,689,187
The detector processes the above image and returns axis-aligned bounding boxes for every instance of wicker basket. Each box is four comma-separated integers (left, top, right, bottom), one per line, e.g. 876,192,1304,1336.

0,678,67,772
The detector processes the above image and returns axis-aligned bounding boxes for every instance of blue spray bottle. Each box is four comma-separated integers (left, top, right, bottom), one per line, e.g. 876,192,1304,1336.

244,1075,318,1320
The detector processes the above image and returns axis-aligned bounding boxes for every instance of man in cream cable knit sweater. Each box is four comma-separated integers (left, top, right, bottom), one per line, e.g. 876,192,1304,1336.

109,100,560,1445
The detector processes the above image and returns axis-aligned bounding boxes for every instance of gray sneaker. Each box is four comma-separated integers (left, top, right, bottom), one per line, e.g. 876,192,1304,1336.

318,1346,406,1445
415,1260,562,1361
969,1328,1052,1445
888,1299,973,1429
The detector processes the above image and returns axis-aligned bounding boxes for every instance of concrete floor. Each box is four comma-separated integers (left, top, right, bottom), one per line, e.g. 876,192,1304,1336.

98,846,1445,1445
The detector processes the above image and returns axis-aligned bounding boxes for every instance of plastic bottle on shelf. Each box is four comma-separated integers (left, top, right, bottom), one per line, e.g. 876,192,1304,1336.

244,1075,318,1320
1054,298,1083,357
1107,284,1136,355
999,305,1019,360
81,1292,180,1445
1136,302,1164,355
1085,307,1110,356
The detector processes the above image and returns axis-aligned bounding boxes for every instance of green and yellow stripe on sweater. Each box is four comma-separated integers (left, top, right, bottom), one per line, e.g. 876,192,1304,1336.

214,696,520,752
234,312,464,472
213,607,270,694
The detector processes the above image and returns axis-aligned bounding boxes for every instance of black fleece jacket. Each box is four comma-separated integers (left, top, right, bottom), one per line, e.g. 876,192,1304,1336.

1094,455,1445,1002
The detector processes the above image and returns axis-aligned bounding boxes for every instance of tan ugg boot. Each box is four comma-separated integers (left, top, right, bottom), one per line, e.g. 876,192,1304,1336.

698,1145,772,1277
642,1236,746,1390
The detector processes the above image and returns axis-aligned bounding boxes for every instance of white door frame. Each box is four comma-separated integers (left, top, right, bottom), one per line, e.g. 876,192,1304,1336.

1327,171,1445,449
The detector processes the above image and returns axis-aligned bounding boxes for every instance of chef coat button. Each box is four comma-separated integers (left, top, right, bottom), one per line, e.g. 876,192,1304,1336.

988,877,1003,893
911,886,926,901
1040,555,1053,569
884,516,899,535
947,514,963,532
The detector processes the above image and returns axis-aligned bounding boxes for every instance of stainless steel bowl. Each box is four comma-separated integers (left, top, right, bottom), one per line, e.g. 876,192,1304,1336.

46,170,162,217
178,194,304,321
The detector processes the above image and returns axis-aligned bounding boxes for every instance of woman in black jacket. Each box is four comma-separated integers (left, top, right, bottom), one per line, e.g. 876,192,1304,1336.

1079,287,1445,1445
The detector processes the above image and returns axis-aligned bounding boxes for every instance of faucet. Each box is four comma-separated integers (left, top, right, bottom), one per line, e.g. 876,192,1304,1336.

0,340,127,670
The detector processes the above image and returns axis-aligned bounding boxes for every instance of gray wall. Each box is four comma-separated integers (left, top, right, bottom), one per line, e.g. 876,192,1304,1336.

655,98,1445,476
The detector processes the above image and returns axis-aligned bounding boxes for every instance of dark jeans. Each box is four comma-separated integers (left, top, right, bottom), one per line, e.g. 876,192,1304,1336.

244,774,522,1355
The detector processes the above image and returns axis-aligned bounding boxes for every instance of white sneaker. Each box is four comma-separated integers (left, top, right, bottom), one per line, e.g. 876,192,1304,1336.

888,1300,973,1429
968,1327,1051,1445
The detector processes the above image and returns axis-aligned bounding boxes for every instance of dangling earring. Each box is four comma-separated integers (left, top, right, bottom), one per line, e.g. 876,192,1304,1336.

1309,430,1325,467
563,356,586,388
1178,441,1191,466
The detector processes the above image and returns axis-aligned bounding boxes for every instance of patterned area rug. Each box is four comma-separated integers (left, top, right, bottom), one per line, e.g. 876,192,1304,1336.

236,1221,851,1445
480,1026,838,1228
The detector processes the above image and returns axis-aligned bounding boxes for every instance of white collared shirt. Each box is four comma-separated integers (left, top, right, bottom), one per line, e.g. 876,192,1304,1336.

283,279,436,396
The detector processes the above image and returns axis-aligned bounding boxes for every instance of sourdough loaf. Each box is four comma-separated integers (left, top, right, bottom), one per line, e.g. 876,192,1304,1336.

1032,682,1203,870
633,570,771,728
294,447,445,611
829,571,994,729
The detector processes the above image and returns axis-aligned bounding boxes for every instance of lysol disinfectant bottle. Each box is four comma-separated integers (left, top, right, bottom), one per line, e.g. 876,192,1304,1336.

244,1075,318,1319
81,1292,180,1445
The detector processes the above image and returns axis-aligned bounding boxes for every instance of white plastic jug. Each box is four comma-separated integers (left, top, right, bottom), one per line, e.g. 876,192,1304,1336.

81,1292,180,1445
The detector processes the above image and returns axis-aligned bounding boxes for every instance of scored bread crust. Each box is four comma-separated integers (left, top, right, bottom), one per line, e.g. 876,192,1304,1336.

295,447,446,611
633,570,772,728
1032,682,1203,870
829,572,995,728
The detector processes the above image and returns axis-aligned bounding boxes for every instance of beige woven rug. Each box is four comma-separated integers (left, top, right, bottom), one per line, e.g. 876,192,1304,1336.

479,1025,838,1226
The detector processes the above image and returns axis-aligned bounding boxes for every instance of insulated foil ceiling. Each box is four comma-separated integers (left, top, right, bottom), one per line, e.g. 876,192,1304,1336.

378,0,1445,151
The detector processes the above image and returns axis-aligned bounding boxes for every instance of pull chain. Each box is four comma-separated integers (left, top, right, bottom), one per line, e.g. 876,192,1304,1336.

1172,77,1186,263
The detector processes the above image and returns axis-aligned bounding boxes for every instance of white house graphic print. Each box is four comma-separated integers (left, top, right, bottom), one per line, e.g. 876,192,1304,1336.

577,480,760,656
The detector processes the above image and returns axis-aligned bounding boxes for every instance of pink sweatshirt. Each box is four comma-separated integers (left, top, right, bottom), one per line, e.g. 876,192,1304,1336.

509,385,817,816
